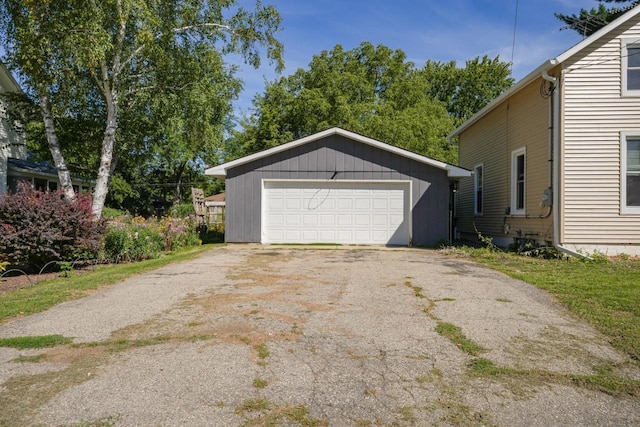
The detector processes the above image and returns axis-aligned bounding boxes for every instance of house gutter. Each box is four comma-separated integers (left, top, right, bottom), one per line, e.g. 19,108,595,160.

541,69,589,259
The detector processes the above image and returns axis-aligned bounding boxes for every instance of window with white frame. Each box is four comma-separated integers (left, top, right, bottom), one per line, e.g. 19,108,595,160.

622,134,640,213
511,148,526,215
474,164,483,215
623,39,640,96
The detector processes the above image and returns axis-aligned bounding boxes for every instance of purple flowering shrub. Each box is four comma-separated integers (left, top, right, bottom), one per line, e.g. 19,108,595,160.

0,183,104,267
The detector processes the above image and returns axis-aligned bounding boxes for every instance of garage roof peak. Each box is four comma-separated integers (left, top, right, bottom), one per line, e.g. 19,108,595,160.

205,127,470,179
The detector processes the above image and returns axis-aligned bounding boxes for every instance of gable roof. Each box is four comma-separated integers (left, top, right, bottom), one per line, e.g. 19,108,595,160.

0,62,21,93
448,5,640,139
205,192,225,202
205,127,470,179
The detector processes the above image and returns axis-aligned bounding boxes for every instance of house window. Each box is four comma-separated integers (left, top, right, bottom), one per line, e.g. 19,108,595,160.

623,39,640,95
511,148,526,215
622,134,640,214
474,164,483,215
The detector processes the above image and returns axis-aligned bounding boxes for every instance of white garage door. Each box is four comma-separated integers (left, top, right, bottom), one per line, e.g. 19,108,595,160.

262,180,411,245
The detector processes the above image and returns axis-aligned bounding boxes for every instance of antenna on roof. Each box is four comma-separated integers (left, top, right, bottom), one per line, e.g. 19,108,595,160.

559,3,639,38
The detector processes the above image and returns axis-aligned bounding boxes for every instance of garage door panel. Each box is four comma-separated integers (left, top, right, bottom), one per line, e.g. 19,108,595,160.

337,198,353,209
263,181,410,245
285,214,301,225
302,214,318,225
354,214,370,226
318,230,336,241
337,214,352,225
372,214,388,225
267,214,284,225
286,198,301,209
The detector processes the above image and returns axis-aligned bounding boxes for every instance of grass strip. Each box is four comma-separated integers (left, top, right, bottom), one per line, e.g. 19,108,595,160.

435,322,485,356
468,357,640,397
0,245,217,322
0,334,72,349
466,251,640,362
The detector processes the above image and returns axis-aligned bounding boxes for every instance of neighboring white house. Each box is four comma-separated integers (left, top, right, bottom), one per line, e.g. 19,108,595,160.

1,62,92,197
0,62,27,196
450,6,640,256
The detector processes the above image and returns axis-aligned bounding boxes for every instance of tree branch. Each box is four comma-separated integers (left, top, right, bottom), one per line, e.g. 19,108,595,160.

119,22,237,74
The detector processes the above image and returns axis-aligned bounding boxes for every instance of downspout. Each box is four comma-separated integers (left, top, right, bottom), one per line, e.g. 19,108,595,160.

541,69,589,259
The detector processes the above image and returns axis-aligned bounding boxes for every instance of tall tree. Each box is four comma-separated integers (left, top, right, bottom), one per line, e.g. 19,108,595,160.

423,56,514,126
0,0,283,217
235,43,512,164
556,0,639,37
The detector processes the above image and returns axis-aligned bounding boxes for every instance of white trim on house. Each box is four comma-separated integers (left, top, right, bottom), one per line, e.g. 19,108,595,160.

621,131,640,215
510,147,526,216
206,127,470,179
473,163,483,216
621,38,640,96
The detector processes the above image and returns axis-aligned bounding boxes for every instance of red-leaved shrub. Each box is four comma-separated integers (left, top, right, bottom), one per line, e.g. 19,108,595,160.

0,183,104,267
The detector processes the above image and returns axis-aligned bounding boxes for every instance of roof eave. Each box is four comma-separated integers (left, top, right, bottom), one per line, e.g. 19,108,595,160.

0,62,22,93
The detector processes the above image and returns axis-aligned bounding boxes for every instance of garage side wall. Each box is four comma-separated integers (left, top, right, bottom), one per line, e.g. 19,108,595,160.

225,135,451,246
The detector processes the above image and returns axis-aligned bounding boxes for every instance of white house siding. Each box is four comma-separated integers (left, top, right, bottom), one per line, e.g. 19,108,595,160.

561,19,640,249
457,80,552,246
0,77,26,196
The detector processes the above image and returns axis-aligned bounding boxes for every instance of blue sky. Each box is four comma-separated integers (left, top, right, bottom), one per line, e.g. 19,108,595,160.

230,0,600,117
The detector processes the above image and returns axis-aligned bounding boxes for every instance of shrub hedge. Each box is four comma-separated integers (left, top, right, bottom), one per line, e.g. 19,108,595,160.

0,184,104,267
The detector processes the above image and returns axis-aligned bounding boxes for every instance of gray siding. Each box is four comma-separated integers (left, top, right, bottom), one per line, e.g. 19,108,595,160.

225,134,451,245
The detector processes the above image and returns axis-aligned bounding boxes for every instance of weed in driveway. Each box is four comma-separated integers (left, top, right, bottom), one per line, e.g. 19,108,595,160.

254,342,269,359
235,399,328,427
416,368,443,384
396,406,417,423
404,281,426,299
11,354,45,363
235,398,271,414
435,322,485,356
252,377,268,389
67,416,119,426
0,350,105,427
468,358,640,397
0,334,72,349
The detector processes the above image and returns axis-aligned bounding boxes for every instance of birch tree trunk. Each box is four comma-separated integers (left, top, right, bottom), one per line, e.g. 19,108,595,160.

38,92,75,200
91,84,118,218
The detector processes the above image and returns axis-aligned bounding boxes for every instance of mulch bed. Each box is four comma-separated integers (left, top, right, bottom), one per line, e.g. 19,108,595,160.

0,263,98,295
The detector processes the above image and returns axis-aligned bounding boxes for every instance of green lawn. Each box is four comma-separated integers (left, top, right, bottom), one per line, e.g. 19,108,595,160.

465,250,640,363
0,245,217,322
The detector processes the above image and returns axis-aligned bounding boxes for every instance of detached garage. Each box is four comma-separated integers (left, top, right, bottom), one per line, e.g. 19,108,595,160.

205,128,470,246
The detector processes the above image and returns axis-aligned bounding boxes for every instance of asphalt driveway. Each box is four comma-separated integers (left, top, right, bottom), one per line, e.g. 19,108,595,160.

0,246,638,426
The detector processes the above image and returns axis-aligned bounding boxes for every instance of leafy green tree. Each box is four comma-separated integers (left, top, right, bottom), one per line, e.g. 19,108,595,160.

236,43,512,164
422,56,514,126
0,0,283,217
556,1,638,37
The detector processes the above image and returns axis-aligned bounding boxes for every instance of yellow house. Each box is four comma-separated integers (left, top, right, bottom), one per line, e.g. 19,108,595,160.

450,6,640,256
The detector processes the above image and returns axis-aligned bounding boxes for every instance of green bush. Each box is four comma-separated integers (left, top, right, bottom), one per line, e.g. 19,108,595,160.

169,203,195,218
102,207,127,219
101,215,200,263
